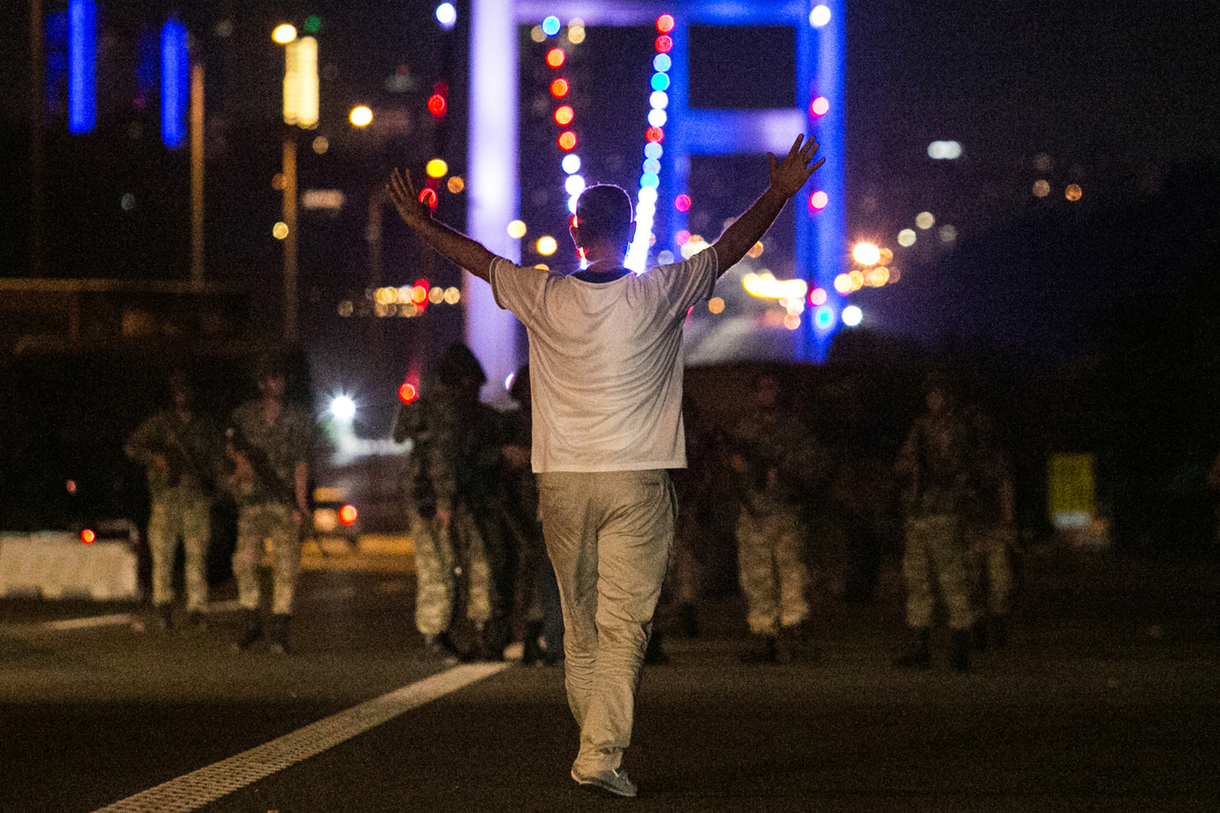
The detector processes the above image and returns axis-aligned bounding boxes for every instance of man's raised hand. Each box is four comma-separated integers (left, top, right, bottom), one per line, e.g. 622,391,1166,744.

388,168,430,229
767,135,825,199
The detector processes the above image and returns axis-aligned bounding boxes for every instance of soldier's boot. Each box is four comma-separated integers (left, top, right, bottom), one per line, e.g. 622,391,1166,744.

949,629,972,673
268,613,291,656
894,627,932,669
156,603,174,632
644,628,670,666
422,632,461,664
990,614,1008,649
234,609,262,651
677,602,701,638
777,620,816,664
465,623,504,663
521,620,545,666
741,633,778,664
973,615,989,651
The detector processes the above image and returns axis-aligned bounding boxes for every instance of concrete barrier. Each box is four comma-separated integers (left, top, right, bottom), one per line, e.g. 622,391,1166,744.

0,531,140,600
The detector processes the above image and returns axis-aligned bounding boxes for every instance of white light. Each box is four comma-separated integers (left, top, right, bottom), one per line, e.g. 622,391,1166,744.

637,186,658,204
568,196,579,214
647,109,667,128
331,395,357,422
504,371,516,391
561,154,581,174
636,201,655,218
565,175,586,197
435,3,457,29
810,5,832,27
927,140,962,160
842,305,863,327
650,90,669,110
916,211,935,229
897,228,917,247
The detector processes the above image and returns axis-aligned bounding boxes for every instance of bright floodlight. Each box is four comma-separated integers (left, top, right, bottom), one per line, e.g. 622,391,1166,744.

331,395,356,422
349,106,373,126
272,24,297,44
927,140,962,160
842,305,863,326
436,3,457,30
852,242,881,266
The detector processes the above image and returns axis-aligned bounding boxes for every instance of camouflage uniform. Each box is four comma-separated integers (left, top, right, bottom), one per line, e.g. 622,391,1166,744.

395,385,505,640
966,408,1016,635
125,410,224,613
731,413,821,638
228,400,313,616
895,409,978,633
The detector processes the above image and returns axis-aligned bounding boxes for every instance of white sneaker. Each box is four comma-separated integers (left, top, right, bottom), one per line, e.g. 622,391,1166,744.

571,767,638,798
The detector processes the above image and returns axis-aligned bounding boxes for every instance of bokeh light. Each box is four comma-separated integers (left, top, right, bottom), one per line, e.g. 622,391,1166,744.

554,105,574,126
550,78,569,97
852,242,881,266
349,106,373,127
435,3,457,29
809,287,827,306
654,54,672,72
655,35,673,53
915,211,935,229
398,383,418,404
447,176,465,194
747,241,764,258
842,305,863,326
426,158,448,178
1066,183,1083,201
897,228,916,246
312,136,329,154
675,194,691,212
939,225,957,243
810,96,830,116
541,16,561,36
530,25,546,43
708,297,725,314
546,48,566,68
833,273,852,294
562,154,581,174
656,14,675,33
507,220,527,239
444,287,461,304
558,131,577,151
272,24,297,44
809,190,828,211
568,22,586,44
273,222,289,240
339,504,358,525
536,235,558,255
418,188,438,209
645,127,664,143
1033,179,1051,197
810,5,832,27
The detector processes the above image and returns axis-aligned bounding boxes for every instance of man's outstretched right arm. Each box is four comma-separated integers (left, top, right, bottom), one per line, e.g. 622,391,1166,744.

388,168,501,283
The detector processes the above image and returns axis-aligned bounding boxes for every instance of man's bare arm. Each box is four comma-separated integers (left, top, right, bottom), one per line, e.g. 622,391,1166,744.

388,168,502,283
711,134,825,278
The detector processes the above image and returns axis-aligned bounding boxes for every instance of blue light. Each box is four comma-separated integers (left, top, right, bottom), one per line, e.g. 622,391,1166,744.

644,142,663,159
161,20,189,149
653,54,672,72
815,305,837,330
641,172,659,188
541,16,561,36
642,158,661,174
67,0,96,134
650,72,670,92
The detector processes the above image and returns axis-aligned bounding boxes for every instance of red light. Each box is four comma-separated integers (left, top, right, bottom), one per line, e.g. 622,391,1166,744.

674,194,691,212
553,105,574,126
655,35,673,53
338,505,358,526
398,383,417,403
427,94,447,118
418,188,438,209
558,131,577,151
546,48,565,68
550,78,569,98
81,529,96,544
570,214,579,228
810,96,830,117
66,479,77,494
809,287,828,306
656,14,675,33
645,126,664,143
809,190,829,211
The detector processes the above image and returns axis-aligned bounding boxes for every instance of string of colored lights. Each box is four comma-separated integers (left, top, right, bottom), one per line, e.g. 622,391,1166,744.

624,13,675,273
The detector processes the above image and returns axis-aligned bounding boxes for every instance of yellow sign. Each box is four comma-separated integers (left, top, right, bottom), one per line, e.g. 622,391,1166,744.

1047,453,1095,529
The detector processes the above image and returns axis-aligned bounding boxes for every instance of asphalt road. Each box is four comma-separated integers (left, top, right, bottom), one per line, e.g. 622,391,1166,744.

3,543,1219,812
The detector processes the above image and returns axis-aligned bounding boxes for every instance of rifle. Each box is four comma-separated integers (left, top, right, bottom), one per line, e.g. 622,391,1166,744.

226,424,298,507
160,424,219,496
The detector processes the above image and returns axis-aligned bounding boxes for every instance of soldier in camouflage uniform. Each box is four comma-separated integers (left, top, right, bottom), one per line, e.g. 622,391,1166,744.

394,344,506,662
966,405,1016,651
125,372,224,630
729,373,824,664
226,356,314,655
893,373,979,672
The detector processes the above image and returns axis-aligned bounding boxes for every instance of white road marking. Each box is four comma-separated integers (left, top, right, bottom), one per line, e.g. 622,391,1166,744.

89,662,511,813
42,614,135,631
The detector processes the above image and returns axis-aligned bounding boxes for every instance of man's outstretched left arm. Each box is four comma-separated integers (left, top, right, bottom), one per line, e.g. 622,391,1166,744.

388,168,502,283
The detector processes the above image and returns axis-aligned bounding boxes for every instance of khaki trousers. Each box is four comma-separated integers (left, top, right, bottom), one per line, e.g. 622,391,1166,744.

539,470,675,776
232,502,299,616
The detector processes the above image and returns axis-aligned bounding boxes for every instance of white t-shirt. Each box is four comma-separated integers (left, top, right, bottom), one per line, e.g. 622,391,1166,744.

489,249,719,473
